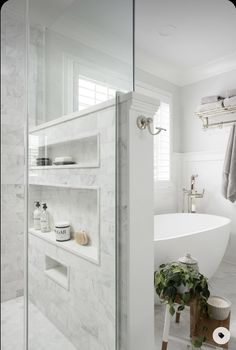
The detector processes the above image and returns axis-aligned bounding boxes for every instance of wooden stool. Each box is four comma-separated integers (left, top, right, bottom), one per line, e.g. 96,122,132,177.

161,298,231,350
190,299,230,349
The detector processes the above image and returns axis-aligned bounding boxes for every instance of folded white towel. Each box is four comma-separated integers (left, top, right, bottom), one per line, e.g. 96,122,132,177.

222,124,236,203
223,96,236,109
225,89,236,98
201,95,223,104
197,100,223,113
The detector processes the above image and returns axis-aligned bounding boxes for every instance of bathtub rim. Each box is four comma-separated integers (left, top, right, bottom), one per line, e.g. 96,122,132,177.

154,213,231,241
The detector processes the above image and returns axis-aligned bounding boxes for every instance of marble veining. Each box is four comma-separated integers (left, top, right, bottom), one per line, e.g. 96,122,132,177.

1,4,25,303
28,104,116,350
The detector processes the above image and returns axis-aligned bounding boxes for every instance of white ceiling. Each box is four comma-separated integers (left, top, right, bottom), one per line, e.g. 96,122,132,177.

136,0,236,85
11,0,236,86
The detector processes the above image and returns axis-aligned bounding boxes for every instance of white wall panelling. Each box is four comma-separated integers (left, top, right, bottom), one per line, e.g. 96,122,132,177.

180,69,236,265
180,151,236,265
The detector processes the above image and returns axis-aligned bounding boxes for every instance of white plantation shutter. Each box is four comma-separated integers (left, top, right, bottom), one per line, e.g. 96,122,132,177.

78,76,116,111
154,102,170,181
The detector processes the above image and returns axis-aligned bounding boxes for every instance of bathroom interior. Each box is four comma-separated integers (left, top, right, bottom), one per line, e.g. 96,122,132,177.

1,0,236,349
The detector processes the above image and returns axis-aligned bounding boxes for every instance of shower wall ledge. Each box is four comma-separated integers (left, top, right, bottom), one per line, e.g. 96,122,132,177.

29,228,98,264
29,91,158,133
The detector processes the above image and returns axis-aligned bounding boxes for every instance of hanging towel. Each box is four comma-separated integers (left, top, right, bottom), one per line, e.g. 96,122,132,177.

201,95,223,104
222,124,236,203
223,96,236,109
225,89,236,98
197,100,223,113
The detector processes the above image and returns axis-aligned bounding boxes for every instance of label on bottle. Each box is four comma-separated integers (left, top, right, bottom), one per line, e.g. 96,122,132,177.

40,212,50,232
34,217,41,230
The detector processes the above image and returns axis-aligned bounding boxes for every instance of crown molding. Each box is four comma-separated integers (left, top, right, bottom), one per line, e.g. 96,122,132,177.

181,52,236,86
136,49,236,87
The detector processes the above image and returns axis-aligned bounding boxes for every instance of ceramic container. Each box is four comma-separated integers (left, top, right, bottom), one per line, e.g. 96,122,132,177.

207,296,231,320
178,253,199,272
55,222,70,242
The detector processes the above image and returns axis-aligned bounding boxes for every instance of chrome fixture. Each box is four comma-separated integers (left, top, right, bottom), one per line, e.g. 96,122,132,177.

182,174,205,213
136,115,166,136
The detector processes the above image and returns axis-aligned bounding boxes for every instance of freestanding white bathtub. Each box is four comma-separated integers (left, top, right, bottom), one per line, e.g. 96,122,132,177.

154,213,231,278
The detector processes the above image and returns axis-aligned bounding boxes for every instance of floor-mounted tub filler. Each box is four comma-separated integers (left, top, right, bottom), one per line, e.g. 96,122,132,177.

154,213,231,278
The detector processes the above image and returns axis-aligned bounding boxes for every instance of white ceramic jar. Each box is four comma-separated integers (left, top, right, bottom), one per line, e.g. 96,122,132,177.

55,222,70,242
207,296,231,320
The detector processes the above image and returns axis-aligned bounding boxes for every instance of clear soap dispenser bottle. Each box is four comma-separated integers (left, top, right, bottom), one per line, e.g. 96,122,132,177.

40,202,50,232
33,201,41,230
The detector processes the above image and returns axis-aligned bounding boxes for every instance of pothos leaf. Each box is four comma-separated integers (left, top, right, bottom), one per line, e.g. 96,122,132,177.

169,305,175,316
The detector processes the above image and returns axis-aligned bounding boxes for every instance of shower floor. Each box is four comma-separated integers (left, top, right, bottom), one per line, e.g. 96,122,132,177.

155,261,236,350
1,297,76,350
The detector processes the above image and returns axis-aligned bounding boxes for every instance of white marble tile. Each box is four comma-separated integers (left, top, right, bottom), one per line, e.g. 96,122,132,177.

1,297,77,350
1,2,25,302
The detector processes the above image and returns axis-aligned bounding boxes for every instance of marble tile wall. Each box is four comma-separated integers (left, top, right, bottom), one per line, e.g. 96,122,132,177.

28,105,116,350
28,25,45,128
1,4,26,302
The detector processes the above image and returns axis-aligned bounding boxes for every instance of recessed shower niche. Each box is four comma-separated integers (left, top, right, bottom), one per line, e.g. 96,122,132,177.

29,131,100,169
29,184,99,264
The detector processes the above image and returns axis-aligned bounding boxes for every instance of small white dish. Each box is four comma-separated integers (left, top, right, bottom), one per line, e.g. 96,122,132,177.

54,156,73,163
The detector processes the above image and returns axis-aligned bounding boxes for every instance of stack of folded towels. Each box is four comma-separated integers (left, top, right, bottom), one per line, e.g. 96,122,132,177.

223,89,236,109
197,95,224,113
197,89,236,113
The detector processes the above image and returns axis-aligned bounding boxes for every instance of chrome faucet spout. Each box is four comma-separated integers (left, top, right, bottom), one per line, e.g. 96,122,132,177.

182,175,204,213
191,174,198,192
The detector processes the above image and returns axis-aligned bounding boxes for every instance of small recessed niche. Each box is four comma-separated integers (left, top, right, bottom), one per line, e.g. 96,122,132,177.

45,255,70,290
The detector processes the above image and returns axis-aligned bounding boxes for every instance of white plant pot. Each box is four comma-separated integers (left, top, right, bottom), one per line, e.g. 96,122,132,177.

207,296,231,321
177,284,189,295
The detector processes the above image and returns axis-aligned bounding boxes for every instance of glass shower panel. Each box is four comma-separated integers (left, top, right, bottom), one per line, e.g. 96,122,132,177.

1,1,26,349
28,0,133,127
27,1,133,349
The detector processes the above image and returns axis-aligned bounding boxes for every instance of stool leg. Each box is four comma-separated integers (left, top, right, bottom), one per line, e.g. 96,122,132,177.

162,305,172,350
175,311,181,323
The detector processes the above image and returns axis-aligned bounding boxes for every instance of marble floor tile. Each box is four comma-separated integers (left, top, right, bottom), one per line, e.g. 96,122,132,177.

1,297,76,350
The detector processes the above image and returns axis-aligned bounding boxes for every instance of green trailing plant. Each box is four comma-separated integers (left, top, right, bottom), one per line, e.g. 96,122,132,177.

154,262,210,316
154,262,210,348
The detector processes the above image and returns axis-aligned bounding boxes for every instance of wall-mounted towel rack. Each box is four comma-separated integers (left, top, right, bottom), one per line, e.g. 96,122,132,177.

196,107,236,129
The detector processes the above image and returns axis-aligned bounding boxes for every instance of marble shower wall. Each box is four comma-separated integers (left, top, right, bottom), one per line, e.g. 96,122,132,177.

1,4,26,302
28,104,116,350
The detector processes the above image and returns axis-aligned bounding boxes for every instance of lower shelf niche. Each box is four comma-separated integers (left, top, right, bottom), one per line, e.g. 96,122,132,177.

28,184,99,264
45,255,70,290
29,228,98,264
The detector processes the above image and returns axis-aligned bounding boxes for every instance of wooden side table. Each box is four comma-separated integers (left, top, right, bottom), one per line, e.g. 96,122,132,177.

190,299,230,349
161,298,231,350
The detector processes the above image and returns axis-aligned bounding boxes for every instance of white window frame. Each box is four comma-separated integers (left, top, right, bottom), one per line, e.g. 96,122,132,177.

62,53,130,115
136,81,174,189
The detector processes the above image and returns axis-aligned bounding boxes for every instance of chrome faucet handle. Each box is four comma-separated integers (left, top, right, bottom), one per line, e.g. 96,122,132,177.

191,189,205,198
191,174,198,180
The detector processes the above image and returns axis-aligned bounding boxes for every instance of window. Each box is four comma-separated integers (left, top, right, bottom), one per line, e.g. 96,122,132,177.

78,76,116,111
154,101,170,181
